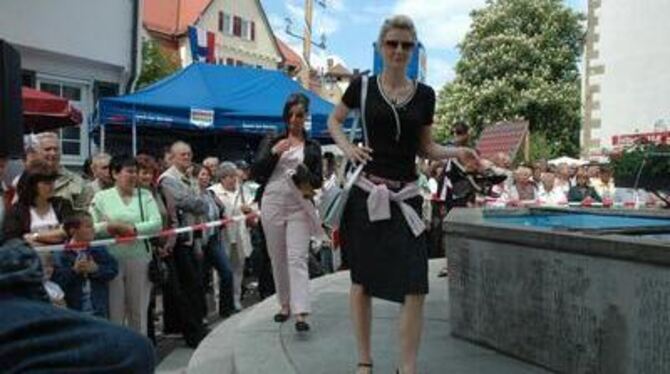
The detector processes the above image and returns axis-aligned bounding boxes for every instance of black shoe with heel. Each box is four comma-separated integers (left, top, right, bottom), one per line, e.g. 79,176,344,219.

295,320,310,332
273,313,290,323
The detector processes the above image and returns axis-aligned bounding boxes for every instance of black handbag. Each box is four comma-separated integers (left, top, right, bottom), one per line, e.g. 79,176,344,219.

138,187,168,285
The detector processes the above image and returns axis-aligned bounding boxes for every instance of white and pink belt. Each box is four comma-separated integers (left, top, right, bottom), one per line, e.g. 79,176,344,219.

354,176,426,237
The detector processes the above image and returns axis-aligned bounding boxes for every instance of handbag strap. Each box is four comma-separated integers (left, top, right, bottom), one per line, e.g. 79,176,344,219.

348,75,369,146
338,75,369,182
137,187,153,255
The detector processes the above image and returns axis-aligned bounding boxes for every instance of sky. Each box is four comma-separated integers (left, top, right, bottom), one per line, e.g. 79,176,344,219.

261,0,588,90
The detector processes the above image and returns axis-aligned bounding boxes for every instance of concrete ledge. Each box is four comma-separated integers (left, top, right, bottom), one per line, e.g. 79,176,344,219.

445,208,670,266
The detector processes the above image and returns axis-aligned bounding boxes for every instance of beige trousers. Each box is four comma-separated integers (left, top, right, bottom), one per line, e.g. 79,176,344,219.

108,257,152,335
261,179,312,315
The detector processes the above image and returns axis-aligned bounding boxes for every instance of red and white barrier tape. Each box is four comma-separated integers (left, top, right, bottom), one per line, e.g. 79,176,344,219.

33,213,258,253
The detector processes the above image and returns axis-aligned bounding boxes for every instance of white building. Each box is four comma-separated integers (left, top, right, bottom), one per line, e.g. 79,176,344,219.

581,0,670,156
0,0,142,166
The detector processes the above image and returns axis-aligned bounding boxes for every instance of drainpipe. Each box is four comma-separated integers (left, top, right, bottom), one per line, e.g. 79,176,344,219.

127,0,140,93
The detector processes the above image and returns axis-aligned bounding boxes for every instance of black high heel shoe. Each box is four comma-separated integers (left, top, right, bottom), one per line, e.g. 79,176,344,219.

295,320,310,332
273,313,290,323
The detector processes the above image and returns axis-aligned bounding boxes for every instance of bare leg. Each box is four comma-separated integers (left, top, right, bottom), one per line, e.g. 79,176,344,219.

398,294,425,374
350,284,372,373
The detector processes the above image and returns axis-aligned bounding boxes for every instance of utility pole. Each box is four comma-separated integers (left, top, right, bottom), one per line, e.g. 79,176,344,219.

301,0,314,89
284,0,327,89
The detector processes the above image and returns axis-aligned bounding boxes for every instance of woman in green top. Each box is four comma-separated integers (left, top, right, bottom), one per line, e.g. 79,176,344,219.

90,155,161,335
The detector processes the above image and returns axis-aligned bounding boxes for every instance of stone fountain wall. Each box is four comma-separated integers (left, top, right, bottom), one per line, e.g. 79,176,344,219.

445,209,670,374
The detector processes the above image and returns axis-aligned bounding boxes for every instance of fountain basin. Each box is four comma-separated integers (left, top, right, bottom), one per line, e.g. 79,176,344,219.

445,207,670,374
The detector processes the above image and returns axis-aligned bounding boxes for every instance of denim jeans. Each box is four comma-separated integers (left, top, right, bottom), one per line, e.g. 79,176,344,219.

0,297,155,373
203,233,235,315
0,239,154,373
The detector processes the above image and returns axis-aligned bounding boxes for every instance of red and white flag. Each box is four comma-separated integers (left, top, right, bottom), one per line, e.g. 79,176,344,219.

188,26,215,63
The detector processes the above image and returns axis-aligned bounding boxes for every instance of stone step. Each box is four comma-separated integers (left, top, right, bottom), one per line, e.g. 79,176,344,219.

187,260,550,374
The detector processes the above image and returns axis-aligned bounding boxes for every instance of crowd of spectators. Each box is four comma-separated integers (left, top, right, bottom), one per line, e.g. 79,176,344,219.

0,127,665,371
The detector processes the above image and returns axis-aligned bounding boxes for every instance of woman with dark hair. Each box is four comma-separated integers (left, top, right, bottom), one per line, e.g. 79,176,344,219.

251,92,323,332
89,154,162,335
3,159,72,245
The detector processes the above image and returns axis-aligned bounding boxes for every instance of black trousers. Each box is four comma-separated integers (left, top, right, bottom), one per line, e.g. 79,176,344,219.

162,245,207,346
252,223,275,300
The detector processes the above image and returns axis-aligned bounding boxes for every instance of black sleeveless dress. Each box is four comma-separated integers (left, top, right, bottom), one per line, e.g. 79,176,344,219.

340,75,435,303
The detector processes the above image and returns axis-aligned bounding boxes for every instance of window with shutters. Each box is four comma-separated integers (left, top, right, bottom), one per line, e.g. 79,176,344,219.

233,16,242,37
218,11,223,32
223,13,232,35
251,21,256,41
241,20,250,40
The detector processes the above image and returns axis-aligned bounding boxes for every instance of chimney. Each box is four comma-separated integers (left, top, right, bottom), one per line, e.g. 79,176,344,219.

327,58,334,70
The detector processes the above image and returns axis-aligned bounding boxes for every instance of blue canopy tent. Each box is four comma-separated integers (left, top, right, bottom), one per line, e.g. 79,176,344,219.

96,63,352,155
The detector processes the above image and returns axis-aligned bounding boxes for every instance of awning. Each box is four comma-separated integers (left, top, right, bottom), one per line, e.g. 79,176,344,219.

612,131,670,147
23,87,83,132
97,63,352,142
548,156,588,166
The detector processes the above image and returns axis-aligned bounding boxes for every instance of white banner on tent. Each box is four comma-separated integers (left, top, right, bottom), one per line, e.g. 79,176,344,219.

191,108,214,128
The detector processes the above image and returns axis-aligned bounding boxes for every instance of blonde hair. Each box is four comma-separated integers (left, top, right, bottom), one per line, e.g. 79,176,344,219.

377,15,417,51
91,152,111,167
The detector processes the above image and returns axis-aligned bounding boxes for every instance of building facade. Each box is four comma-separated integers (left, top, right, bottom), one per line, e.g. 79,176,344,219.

0,0,142,166
581,0,670,155
143,0,282,69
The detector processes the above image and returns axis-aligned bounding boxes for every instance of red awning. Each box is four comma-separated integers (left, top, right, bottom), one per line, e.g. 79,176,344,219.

476,120,529,160
23,87,83,132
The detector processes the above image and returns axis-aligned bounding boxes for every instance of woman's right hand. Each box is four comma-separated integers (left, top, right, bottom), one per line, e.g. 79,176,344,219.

271,139,292,155
107,222,136,236
344,143,373,164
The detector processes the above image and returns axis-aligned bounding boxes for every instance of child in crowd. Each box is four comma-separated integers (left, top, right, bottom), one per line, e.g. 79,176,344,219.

52,212,118,319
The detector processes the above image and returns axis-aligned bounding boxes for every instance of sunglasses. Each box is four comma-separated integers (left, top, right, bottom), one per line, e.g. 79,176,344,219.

384,40,415,51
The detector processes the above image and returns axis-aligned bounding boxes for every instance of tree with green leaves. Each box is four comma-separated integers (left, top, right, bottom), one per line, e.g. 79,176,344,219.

435,0,585,158
136,40,180,90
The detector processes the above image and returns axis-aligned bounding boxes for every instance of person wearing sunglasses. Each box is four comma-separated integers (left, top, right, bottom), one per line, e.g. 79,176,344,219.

328,15,478,374
252,93,323,333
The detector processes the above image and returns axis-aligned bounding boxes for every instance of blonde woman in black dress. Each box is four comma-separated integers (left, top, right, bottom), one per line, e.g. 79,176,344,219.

328,15,478,374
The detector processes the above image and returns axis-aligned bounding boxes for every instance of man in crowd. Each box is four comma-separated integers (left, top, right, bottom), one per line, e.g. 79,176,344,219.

88,152,113,194
510,166,538,202
592,165,616,200
34,132,93,210
158,141,209,347
435,122,476,277
202,156,220,176
537,172,567,206
532,159,548,184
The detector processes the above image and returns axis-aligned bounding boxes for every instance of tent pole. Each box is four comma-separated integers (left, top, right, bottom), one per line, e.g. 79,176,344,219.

101,123,106,153
132,106,137,156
